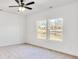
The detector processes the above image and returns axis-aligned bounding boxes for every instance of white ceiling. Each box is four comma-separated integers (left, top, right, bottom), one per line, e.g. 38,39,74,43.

0,0,77,15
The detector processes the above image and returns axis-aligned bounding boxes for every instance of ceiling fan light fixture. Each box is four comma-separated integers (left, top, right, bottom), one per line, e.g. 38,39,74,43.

18,7,25,12
9,0,35,11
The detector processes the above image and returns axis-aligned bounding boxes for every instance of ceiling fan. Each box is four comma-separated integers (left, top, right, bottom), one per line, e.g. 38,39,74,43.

9,0,35,11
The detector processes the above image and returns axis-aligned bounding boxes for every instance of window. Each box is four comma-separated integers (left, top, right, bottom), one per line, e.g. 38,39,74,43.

37,20,47,39
37,18,63,41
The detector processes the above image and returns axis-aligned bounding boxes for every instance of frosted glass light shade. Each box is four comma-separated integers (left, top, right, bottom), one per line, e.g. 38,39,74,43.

19,7,26,12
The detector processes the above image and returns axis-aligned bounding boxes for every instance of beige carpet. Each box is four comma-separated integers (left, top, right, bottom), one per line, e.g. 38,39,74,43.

0,44,77,59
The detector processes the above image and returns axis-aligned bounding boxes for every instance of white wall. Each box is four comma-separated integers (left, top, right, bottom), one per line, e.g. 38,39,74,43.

25,2,78,56
0,12,26,46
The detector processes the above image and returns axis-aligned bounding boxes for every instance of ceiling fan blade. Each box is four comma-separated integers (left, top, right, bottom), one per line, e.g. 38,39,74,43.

26,1,35,5
15,0,19,4
20,0,23,3
9,6,19,7
25,7,32,10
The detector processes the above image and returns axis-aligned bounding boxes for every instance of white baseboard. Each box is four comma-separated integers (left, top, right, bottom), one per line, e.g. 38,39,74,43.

0,41,24,47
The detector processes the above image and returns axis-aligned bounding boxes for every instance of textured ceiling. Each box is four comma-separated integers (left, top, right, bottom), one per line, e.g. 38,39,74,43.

0,0,77,15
